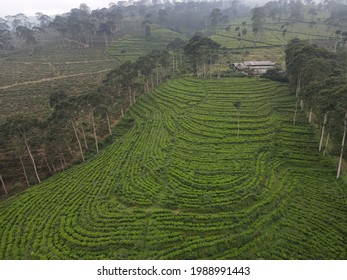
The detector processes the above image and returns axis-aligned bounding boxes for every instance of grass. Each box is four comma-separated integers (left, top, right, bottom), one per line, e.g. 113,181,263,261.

0,77,345,260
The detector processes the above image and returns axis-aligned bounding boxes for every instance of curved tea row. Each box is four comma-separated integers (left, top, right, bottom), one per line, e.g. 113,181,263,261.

0,77,346,259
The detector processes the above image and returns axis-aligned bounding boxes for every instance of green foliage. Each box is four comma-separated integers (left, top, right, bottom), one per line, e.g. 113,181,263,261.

49,91,68,108
234,100,242,110
183,36,220,74
261,69,289,83
0,78,346,259
286,39,347,155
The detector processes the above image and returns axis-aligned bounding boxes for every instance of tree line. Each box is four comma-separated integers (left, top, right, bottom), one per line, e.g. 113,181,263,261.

0,48,172,196
0,1,250,52
285,38,347,178
0,31,232,197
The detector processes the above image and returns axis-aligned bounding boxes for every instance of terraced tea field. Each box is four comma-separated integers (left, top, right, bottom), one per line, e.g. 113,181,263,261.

0,43,117,123
107,27,186,62
0,77,346,259
211,16,339,64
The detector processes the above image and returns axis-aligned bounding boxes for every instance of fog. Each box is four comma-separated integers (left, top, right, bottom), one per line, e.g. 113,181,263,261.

0,0,269,18
0,0,114,18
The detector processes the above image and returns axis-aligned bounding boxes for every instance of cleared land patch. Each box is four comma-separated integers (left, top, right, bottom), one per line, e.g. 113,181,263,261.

0,43,118,123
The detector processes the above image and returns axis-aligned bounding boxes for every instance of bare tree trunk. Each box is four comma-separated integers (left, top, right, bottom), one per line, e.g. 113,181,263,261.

156,65,159,85
323,133,330,156
104,33,108,47
72,121,85,162
334,37,338,52
91,109,99,154
51,159,57,173
128,85,132,106
106,113,112,136
19,155,30,187
337,111,347,179
67,144,74,157
21,131,41,184
0,175,8,195
309,107,313,123
293,99,299,125
121,104,124,118
160,65,162,84
60,153,65,171
319,113,327,152
62,152,67,167
44,157,52,173
295,77,301,98
81,124,88,149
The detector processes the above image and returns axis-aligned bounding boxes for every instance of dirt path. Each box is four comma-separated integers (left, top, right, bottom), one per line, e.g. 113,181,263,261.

0,69,111,90
9,60,115,65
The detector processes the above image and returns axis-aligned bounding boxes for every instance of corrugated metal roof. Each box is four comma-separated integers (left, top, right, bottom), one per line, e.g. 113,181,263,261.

243,61,276,66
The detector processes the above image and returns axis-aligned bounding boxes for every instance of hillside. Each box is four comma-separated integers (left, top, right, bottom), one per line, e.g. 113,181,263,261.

0,42,117,123
0,77,346,259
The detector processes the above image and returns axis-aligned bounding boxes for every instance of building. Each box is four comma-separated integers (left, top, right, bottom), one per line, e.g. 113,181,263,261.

233,61,277,75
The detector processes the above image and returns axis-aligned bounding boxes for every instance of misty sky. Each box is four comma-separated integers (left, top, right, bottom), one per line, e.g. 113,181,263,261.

0,0,111,18
1,0,266,19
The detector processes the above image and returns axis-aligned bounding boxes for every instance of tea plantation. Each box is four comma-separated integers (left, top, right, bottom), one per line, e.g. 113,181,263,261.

0,77,346,259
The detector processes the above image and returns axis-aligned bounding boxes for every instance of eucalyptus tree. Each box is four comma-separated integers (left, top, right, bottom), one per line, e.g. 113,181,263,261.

183,36,220,77
35,13,52,31
108,5,124,31
307,77,346,153
337,110,347,179
98,23,112,46
289,0,304,24
6,13,30,30
0,29,13,52
285,39,334,98
209,8,223,29
142,20,152,41
0,18,10,30
251,7,266,33
158,9,167,28
5,117,44,184
15,26,37,46
167,38,186,71
0,174,8,195
79,3,91,15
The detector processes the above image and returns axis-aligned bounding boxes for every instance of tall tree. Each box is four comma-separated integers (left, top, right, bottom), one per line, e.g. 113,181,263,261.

158,9,167,28
184,36,220,77
0,174,8,195
251,7,266,33
337,111,347,179
16,26,37,46
142,20,152,41
0,29,13,51
35,13,52,31
209,8,223,29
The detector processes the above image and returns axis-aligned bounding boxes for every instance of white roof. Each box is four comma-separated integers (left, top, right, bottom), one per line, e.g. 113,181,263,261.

243,61,276,66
